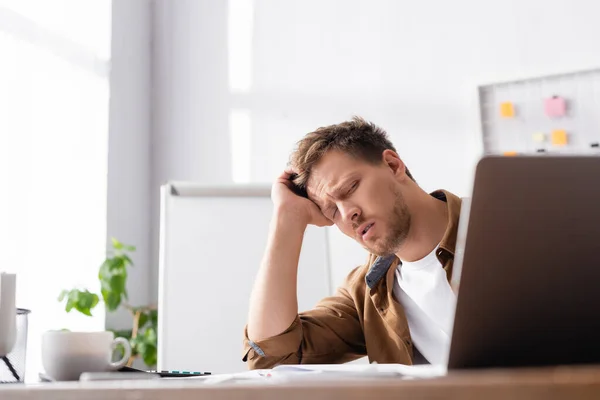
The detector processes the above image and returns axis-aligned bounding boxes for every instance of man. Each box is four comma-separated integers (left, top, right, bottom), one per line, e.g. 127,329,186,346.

243,117,462,369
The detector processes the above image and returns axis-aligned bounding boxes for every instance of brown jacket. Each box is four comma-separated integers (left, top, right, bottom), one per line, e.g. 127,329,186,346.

242,190,462,369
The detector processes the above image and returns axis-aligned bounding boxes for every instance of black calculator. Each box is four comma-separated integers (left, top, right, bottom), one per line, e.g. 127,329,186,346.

119,366,211,377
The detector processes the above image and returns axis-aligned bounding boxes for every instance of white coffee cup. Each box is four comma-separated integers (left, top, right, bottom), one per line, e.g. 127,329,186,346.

41,330,131,381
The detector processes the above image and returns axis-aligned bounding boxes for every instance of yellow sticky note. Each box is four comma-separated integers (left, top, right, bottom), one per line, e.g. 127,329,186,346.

551,129,568,146
532,132,546,143
503,151,518,156
500,102,515,118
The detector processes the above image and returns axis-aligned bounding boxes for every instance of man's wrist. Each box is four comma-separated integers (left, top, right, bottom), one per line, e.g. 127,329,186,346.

272,205,309,231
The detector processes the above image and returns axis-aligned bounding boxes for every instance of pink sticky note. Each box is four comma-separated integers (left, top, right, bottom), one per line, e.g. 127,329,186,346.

544,96,567,117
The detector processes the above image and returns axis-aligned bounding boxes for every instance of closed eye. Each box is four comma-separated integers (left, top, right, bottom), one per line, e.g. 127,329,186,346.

344,180,359,198
324,180,358,220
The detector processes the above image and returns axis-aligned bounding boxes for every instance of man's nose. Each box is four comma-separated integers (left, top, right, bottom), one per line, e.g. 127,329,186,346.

338,202,360,224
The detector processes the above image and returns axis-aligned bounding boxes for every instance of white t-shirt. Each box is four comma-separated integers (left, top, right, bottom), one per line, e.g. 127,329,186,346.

393,245,456,365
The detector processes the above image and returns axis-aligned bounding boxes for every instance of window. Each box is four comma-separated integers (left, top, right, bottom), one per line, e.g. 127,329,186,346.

0,0,111,381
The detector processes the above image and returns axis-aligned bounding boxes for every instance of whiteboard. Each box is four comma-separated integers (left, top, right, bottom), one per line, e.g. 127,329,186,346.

157,182,332,374
478,66,600,156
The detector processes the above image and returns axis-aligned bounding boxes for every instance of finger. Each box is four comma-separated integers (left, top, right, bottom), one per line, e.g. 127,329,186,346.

278,169,295,180
277,179,294,190
283,166,300,177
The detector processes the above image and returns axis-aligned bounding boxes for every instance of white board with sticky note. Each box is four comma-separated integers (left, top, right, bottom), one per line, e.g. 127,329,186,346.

478,67,600,156
157,182,332,374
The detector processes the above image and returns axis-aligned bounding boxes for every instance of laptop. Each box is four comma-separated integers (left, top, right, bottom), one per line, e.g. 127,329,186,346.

447,155,600,369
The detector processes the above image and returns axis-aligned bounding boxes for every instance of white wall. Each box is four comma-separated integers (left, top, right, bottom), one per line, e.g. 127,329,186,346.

148,0,600,292
106,0,152,328
150,0,235,302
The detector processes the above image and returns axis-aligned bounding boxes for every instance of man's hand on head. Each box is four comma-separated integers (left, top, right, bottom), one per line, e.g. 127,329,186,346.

271,169,333,228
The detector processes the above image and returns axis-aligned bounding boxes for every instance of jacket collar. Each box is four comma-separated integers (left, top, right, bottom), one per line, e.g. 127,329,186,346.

365,189,462,289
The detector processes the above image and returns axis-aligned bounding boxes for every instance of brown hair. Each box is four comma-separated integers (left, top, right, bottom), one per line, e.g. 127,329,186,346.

289,116,415,189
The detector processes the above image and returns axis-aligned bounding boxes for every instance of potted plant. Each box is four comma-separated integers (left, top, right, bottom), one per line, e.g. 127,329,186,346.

58,238,157,367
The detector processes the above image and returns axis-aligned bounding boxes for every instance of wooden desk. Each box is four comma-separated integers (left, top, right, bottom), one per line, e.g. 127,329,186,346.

2,365,600,400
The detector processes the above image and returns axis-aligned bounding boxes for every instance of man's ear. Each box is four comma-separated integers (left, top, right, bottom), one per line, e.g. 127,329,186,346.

382,149,407,179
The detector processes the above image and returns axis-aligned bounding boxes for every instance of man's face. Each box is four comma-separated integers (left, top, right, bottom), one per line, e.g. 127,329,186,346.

306,150,412,256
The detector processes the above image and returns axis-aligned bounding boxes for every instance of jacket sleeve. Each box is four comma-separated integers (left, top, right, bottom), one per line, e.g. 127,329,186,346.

242,267,366,370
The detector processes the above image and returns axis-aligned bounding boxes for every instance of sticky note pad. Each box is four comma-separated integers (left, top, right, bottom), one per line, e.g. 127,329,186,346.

503,151,518,156
500,102,515,118
551,129,568,146
532,132,546,143
544,96,567,117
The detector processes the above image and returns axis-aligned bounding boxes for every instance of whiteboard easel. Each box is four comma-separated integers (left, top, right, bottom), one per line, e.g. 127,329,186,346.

157,182,332,373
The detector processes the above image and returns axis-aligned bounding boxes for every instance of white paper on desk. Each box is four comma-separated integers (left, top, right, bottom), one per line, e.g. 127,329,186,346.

270,363,447,380
200,369,272,384
198,364,446,385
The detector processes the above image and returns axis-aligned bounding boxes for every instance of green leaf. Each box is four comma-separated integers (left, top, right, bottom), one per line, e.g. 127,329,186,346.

108,257,126,272
110,237,136,253
110,274,126,295
58,290,68,302
99,260,111,280
133,338,146,355
96,238,136,312
123,244,136,252
80,307,92,316
149,310,158,329
144,327,157,343
137,312,149,330
125,326,159,367
135,327,158,367
129,335,143,356
121,254,133,267
74,290,98,316
60,289,99,316
65,297,75,312
83,292,99,312
142,343,157,367
99,254,128,310
102,288,121,311
111,237,123,249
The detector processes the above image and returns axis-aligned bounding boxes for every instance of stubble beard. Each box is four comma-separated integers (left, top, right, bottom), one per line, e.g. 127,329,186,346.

366,192,411,257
